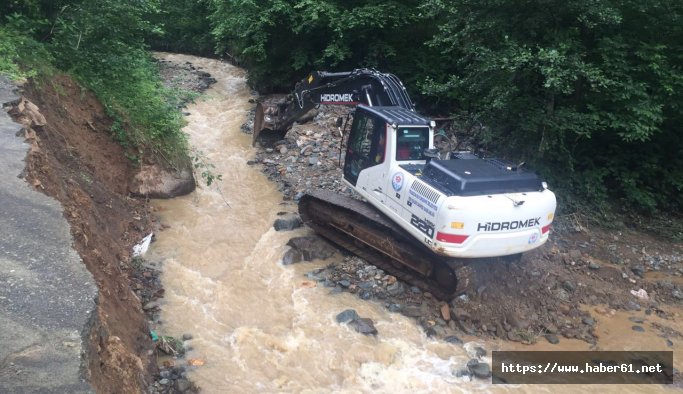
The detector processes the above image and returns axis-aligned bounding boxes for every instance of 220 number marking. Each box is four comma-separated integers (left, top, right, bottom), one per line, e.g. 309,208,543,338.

410,214,434,238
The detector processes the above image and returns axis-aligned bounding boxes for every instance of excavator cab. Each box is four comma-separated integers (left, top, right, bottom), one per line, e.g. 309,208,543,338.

342,105,433,186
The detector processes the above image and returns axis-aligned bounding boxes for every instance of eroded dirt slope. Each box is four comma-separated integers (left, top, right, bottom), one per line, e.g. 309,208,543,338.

16,75,155,393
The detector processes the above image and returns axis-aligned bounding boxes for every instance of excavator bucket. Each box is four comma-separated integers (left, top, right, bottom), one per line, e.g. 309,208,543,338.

252,95,289,147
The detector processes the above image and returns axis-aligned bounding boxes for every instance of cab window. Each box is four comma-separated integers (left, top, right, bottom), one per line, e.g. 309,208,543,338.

396,127,429,161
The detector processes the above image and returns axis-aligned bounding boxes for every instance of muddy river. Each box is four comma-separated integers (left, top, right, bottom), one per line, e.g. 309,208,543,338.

148,54,676,393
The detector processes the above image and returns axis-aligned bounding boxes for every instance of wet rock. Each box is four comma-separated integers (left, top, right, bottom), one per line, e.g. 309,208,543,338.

545,334,560,344
386,282,405,297
626,301,642,311
466,359,492,379
130,164,195,199
338,279,351,288
588,262,601,270
473,346,487,358
673,290,683,300
273,214,303,231
400,306,423,318
582,317,596,327
444,335,463,345
632,325,645,332
631,265,645,278
159,378,170,385
453,368,472,378
628,317,645,324
348,317,378,336
336,309,359,323
286,236,336,261
181,333,193,341
666,339,674,347
175,379,192,393
281,248,304,265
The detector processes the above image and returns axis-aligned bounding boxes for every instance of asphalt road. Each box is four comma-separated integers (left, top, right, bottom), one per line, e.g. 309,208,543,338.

0,76,96,393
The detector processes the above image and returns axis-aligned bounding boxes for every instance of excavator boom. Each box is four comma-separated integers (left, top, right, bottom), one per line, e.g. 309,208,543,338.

253,69,415,146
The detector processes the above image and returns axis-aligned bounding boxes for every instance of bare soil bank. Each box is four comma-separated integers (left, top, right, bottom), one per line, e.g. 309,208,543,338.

17,74,156,393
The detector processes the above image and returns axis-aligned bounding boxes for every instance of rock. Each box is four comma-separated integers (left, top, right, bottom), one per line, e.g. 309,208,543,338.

348,318,378,336
336,309,359,323
626,301,642,311
562,280,576,292
400,306,423,318
281,248,304,265
666,339,674,347
588,262,601,270
632,325,645,332
175,379,192,393
130,164,196,199
410,286,422,294
568,249,582,261
286,236,336,261
631,265,645,278
543,323,558,334
181,333,193,341
582,317,596,326
444,335,463,345
386,282,405,297
473,346,487,358
673,290,683,300
466,359,492,379
338,279,351,288
440,304,451,321
273,214,303,231
628,317,645,324
453,368,471,378
545,334,560,344
308,156,318,166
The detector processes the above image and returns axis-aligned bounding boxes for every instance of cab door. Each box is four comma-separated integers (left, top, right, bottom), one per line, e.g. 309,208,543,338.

343,110,386,186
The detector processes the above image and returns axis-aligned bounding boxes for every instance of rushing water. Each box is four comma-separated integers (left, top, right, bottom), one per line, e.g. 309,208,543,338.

148,54,678,394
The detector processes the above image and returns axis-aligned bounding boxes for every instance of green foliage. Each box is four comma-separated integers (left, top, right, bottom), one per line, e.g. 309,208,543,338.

208,0,436,92
0,23,53,81
422,0,683,213
145,0,214,55
1,0,190,167
191,149,222,187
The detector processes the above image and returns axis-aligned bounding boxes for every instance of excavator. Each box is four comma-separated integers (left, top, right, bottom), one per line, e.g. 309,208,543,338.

254,69,557,300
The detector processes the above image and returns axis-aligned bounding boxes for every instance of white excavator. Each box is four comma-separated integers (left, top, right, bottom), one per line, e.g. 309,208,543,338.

254,69,556,299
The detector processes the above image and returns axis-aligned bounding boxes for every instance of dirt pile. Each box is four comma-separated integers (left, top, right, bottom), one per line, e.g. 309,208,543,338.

247,100,683,347
15,74,156,393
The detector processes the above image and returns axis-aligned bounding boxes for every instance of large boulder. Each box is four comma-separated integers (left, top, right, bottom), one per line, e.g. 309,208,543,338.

130,164,195,198
286,236,336,261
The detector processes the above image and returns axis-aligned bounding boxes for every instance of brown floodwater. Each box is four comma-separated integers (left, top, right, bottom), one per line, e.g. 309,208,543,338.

148,53,679,393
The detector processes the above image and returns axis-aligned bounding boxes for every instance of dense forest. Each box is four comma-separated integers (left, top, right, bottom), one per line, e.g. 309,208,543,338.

1,0,681,219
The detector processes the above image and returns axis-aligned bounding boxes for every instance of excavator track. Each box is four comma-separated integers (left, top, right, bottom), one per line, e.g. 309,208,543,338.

299,189,475,301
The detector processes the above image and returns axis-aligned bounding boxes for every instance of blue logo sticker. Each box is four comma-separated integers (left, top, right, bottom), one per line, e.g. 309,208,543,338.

392,172,404,191
528,233,539,244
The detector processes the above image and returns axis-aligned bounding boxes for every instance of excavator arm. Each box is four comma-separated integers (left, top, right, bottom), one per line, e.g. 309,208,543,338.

253,69,415,146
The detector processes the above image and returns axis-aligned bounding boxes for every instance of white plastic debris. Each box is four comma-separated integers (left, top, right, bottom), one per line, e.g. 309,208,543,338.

133,232,153,257
630,288,649,300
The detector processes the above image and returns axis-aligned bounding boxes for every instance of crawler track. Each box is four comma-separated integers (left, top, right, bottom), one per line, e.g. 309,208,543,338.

299,189,474,300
